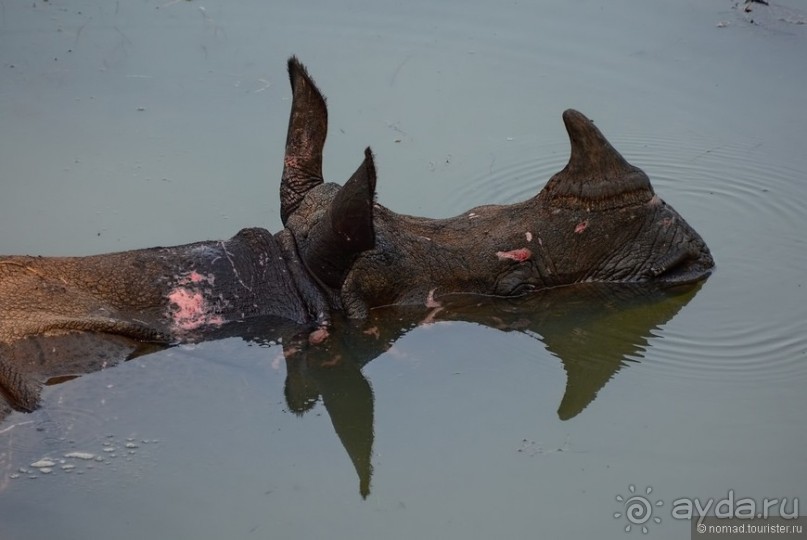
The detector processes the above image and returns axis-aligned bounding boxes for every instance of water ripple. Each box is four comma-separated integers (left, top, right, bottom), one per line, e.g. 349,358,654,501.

445,139,568,211
626,136,807,384
1,403,108,462
648,322,807,385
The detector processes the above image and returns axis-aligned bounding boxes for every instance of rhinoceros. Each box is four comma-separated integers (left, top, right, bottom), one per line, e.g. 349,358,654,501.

0,57,714,420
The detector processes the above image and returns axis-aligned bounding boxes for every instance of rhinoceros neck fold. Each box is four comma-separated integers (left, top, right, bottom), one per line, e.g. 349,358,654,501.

159,228,326,333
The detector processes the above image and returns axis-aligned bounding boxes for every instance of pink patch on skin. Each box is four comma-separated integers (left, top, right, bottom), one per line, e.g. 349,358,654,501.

496,248,532,262
308,326,330,345
574,220,589,234
177,271,214,286
167,287,224,331
425,288,441,308
363,326,381,339
422,288,444,324
421,306,444,325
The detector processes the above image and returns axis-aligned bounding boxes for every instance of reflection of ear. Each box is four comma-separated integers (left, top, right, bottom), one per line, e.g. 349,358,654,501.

318,363,375,499
282,334,376,498
283,358,320,415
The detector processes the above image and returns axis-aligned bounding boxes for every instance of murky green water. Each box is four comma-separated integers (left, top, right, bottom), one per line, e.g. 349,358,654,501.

1,1,806,539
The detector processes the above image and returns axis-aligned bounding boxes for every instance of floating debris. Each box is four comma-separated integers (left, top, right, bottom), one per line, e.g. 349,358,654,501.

5,434,160,483
64,452,96,460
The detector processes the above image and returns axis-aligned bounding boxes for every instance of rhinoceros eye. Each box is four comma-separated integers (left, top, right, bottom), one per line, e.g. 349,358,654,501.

494,263,540,297
509,283,537,296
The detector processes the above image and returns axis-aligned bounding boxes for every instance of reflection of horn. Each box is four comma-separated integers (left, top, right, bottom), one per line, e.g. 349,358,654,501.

542,284,700,420
538,109,654,211
424,283,700,420
281,57,328,224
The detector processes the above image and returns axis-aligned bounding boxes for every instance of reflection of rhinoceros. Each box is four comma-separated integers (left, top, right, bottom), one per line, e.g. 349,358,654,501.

0,57,713,421
277,282,704,498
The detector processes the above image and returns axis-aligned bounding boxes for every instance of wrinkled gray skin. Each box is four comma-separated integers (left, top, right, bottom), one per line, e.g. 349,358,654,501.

0,57,713,417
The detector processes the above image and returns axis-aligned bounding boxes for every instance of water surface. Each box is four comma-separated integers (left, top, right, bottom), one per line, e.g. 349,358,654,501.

1,1,806,539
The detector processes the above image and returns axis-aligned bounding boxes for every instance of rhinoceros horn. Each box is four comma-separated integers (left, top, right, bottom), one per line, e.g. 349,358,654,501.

538,109,655,211
281,56,328,224
303,147,377,289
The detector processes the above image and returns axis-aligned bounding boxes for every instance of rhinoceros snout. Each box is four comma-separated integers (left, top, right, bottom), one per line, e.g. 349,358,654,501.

647,236,714,285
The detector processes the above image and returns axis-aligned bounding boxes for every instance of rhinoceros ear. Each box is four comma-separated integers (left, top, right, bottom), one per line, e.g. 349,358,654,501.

281,56,328,225
537,109,654,211
304,147,377,289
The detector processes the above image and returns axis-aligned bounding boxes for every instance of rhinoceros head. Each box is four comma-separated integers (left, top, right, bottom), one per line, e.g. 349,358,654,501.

281,58,714,318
